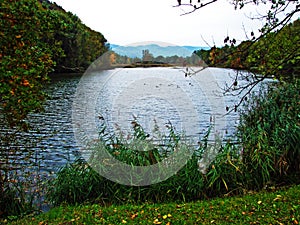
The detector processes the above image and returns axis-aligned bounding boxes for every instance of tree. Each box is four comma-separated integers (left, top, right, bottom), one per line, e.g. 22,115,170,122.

245,19,300,80
0,0,55,128
176,0,300,111
142,49,154,62
0,0,108,128
177,0,300,190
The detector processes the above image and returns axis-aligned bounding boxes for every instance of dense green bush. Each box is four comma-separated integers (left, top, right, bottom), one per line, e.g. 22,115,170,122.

0,0,108,127
238,80,300,188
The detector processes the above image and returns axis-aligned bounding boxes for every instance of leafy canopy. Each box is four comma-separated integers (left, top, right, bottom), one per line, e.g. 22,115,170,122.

0,0,108,128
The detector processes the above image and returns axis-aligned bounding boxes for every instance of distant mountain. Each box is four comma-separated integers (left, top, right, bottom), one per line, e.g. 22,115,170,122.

109,44,121,50
183,46,210,53
109,44,210,58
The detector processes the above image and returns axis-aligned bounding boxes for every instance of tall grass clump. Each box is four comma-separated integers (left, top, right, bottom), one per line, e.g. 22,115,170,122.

204,143,245,197
47,121,209,206
46,136,245,207
237,79,300,189
0,172,34,219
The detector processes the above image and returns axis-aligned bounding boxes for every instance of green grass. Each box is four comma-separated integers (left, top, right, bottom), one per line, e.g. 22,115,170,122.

3,185,299,225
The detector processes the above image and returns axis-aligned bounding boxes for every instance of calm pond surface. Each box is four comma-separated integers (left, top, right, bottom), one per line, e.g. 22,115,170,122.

0,67,264,210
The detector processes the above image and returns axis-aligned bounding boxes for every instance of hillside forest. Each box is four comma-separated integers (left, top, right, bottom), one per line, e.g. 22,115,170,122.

0,0,108,128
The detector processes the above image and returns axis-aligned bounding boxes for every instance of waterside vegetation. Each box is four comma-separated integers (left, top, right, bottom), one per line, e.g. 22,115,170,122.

1,0,108,218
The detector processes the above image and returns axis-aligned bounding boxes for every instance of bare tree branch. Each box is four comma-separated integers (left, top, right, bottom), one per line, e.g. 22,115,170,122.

173,0,218,16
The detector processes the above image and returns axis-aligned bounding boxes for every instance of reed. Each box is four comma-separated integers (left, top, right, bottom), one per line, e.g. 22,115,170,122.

238,79,300,189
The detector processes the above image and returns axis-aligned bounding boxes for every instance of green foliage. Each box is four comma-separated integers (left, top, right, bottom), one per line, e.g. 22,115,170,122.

196,19,300,80
0,0,54,127
98,122,164,166
205,143,244,196
0,176,34,218
5,185,300,224
246,19,300,80
45,8,108,72
46,111,300,208
0,0,108,128
46,80,300,207
238,80,300,188
46,158,106,206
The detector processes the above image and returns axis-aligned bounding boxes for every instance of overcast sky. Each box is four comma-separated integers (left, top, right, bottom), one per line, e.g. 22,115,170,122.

51,0,271,47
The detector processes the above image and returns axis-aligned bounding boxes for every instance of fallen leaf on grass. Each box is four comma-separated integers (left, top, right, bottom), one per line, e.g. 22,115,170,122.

273,195,282,201
131,213,138,219
153,219,162,224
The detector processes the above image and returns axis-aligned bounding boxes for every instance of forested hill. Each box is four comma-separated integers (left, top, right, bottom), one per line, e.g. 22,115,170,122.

2,0,109,73
39,0,109,72
0,0,108,127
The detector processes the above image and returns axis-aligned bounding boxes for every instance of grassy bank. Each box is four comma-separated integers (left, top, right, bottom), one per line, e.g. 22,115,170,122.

3,184,299,224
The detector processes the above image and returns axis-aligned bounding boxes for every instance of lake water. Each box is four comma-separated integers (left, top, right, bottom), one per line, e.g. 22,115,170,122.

0,67,261,209
73,67,242,151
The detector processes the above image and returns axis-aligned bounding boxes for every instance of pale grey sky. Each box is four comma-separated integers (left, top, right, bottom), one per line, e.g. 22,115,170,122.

51,0,270,46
